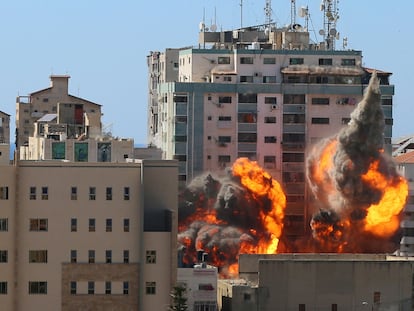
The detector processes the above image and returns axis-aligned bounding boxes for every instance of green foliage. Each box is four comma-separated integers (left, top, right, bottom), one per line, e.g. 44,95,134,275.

169,284,188,311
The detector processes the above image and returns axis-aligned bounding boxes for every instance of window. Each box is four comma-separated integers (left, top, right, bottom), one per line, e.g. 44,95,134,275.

263,57,276,64
312,98,330,105
299,304,306,311
124,187,130,200
71,250,77,263
218,116,231,121
218,96,232,104
199,283,214,290
0,219,7,232
106,219,112,232
331,304,338,311
284,94,305,105
312,117,330,124
146,250,156,264
41,187,48,200
341,58,356,66
29,250,47,263
88,281,94,294
282,153,305,162
0,187,8,200
174,135,187,142
218,155,231,163
0,250,7,263
264,136,277,143
106,250,112,263
29,281,47,294
30,219,48,231
71,187,77,200
264,156,276,163
145,282,156,295
240,57,253,64
218,136,231,143
30,187,36,200
385,118,393,125
264,116,276,123
124,219,130,232
263,76,276,83
71,218,77,232
265,97,277,105
319,58,333,65
218,56,230,64
240,76,253,83
342,118,351,125
175,116,187,123
238,112,257,123
106,187,112,200
0,282,7,294
105,282,111,294
89,219,95,232
238,133,257,143
124,250,129,263
244,293,251,300
223,76,232,82
374,291,381,304
88,250,95,263
89,187,96,200
290,58,304,65
123,281,129,295
70,281,76,295
238,93,257,103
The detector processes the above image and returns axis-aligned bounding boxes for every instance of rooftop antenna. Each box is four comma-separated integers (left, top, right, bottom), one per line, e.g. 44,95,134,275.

240,0,243,29
319,0,340,50
264,0,273,27
290,0,296,29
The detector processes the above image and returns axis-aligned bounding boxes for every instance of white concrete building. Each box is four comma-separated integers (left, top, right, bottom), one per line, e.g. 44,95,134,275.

177,263,218,311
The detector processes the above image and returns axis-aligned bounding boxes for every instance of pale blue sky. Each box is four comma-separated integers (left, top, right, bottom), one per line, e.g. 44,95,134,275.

0,1,412,145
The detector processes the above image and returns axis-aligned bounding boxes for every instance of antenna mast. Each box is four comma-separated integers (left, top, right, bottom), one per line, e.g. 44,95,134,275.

320,0,339,50
265,0,273,26
291,0,296,28
240,0,243,29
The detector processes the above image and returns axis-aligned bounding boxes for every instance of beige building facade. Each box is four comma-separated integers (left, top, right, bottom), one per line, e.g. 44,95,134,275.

0,159,178,311
218,254,414,311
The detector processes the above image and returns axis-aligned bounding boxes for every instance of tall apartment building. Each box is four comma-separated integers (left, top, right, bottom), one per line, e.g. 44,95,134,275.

0,76,179,310
147,22,394,239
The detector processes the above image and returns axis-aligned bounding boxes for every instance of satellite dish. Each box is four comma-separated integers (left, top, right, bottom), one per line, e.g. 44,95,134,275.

319,29,325,36
199,22,205,31
329,28,337,36
210,24,217,32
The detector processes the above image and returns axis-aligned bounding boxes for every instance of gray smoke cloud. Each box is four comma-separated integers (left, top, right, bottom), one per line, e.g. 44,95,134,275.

306,72,405,251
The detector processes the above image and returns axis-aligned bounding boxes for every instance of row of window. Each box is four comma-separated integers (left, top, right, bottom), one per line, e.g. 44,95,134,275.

27,218,131,232
176,94,388,106
1,249,157,265
27,186,130,201
212,56,356,67
70,281,130,295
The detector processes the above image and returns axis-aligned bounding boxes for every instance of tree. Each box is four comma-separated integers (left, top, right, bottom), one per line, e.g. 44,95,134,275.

169,284,188,311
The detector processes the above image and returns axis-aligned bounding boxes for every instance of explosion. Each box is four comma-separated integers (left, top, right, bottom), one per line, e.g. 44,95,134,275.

178,72,408,277
178,158,286,277
307,72,408,252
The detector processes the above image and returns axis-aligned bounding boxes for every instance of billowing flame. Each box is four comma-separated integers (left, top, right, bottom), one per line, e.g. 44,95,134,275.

232,158,286,253
178,158,286,277
362,160,408,236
